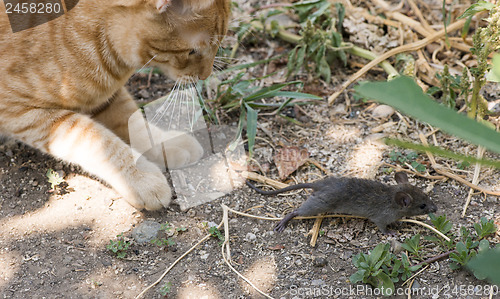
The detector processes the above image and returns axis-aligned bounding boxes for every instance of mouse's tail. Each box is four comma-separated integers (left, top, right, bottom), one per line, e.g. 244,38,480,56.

246,180,315,195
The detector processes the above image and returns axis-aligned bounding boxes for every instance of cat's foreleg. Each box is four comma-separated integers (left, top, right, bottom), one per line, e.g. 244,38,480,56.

6,108,172,210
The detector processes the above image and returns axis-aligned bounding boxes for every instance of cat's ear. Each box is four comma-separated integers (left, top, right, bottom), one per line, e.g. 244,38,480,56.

156,0,172,13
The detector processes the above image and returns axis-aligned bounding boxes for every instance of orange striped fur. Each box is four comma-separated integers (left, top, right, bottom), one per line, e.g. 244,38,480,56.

0,0,231,210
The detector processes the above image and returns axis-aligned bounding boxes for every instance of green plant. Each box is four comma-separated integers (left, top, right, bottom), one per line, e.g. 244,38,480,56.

285,0,346,83
474,217,497,240
159,281,172,296
401,234,423,260
388,150,426,172
456,161,470,170
448,218,496,271
151,222,187,249
46,168,65,189
201,70,321,156
426,65,462,108
106,233,131,259
425,213,455,250
350,243,395,296
208,226,225,245
151,238,176,248
467,246,500,284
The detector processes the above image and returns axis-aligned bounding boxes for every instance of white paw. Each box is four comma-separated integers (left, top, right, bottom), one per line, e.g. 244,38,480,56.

120,160,172,211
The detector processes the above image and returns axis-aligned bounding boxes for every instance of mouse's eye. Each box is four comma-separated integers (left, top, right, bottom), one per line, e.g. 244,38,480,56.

419,204,427,209
188,49,197,55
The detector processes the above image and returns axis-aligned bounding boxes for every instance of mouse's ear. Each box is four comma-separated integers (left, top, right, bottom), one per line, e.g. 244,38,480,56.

395,192,412,208
395,172,409,184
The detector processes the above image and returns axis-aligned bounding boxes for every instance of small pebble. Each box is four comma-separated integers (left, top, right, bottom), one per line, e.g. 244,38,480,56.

372,105,395,118
312,256,328,267
245,233,256,242
131,221,162,244
311,279,325,286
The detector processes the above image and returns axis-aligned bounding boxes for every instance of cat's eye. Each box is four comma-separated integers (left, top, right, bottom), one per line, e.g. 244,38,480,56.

188,49,197,55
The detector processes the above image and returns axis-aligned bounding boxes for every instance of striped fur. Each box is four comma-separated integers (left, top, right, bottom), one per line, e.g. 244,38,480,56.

0,0,231,210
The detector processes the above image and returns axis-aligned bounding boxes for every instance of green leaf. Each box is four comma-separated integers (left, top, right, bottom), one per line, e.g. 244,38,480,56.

318,57,332,83
368,243,388,266
265,91,322,100
478,239,490,254
243,82,296,102
349,270,366,283
384,139,500,169
355,76,500,155
449,262,461,270
467,248,500,284
376,272,395,296
409,265,422,272
456,242,467,254
458,1,495,19
461,16,472,40
487,54,500,82
245,103,258,157
296,46,307,69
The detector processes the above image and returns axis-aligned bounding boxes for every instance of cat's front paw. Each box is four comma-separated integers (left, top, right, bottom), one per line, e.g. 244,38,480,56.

120,161,172,211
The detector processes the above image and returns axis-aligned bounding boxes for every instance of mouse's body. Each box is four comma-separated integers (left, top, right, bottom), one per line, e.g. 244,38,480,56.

247,172,437,233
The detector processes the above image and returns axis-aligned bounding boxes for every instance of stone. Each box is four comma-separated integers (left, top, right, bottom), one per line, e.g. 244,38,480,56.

372,105,395,118
131,221,162,244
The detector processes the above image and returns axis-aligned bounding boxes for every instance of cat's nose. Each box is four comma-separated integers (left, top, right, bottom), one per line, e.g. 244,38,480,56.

198,68,212,80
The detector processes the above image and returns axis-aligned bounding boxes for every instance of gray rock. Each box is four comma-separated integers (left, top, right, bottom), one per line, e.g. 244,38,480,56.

132,221,162,244
311,279,325,286
245,232,256,242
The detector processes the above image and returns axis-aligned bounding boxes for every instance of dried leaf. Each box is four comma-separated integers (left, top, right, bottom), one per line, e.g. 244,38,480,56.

274,146,309,180
268,244,285,251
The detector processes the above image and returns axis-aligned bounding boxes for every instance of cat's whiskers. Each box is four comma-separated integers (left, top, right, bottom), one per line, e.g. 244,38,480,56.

187,78,198,131
167,81,181,131
150,80,179,127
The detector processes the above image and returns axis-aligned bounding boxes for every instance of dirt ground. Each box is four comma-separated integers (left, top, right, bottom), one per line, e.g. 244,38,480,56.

1,0,500,298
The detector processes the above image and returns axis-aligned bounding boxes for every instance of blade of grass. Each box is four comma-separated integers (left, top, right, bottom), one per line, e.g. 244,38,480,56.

245,103,258,157
355,76,500,154
385,139,500,169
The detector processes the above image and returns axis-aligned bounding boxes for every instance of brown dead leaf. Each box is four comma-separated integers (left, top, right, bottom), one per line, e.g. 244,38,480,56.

274,146,309,180
267,244,285,251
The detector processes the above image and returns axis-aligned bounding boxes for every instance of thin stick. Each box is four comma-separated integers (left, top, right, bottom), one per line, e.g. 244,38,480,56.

221,204,274,299
223,204,232,264
221,241,274,299
135,221,223,299
243,171,288,189
327,18,466,104
224,205,447,241
399,219,450,241
410,250,455,269
402,265,430,287
462,146,486,216
306,158,331,175
309,216,324,247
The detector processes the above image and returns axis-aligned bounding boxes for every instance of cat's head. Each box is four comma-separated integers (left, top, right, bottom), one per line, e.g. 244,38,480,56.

108,0,231,83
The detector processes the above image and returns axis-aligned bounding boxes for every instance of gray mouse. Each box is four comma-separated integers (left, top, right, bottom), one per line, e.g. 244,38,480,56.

246,172,437,234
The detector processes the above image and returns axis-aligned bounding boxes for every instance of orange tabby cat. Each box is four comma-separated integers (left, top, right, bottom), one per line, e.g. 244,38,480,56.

0,0,231,210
